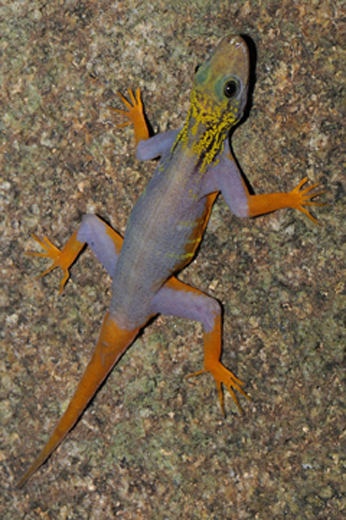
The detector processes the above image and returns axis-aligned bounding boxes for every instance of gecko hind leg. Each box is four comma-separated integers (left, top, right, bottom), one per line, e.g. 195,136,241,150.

153,277,250,415
26,215,123,293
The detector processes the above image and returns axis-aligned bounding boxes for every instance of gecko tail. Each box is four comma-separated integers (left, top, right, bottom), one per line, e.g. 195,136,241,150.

16,312,139,488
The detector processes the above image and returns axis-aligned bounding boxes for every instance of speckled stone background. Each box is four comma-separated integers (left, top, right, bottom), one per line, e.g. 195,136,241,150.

1,1,344,518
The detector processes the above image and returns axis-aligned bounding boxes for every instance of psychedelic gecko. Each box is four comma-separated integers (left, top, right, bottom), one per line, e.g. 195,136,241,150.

17,34,324,487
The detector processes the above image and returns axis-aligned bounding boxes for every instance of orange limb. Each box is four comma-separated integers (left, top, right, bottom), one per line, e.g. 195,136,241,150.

16,312,139,488
26,231,84,295
26,223,123,294
246,177,325,224
165,277,250,414
187,313,250,415
110,88,150,145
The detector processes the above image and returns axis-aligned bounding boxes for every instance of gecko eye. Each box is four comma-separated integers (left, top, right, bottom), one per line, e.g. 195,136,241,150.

223,79,239,99
194,64,201,74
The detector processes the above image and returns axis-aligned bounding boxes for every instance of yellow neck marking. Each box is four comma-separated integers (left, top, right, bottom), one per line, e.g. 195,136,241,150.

173,88,240,173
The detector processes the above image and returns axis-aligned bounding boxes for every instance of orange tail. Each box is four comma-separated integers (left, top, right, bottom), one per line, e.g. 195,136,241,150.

16,312,139,488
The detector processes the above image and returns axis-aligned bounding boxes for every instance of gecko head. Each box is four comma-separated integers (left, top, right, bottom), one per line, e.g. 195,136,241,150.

192,35,250,129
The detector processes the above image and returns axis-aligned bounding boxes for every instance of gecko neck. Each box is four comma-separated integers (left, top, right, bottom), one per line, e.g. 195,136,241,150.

171,88,240,174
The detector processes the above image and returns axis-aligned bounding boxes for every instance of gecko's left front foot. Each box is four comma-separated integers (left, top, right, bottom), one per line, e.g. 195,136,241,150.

111,88,143,127
110,88,149,145
188,361,251,416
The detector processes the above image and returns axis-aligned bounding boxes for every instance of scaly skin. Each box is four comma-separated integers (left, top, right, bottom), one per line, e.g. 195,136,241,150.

17,35,324,487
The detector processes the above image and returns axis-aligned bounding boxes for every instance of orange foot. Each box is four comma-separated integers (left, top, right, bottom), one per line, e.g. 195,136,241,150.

111,88,144,126
110,88,149,145
187,361,251,415
288,177,326,224
26,231,82,294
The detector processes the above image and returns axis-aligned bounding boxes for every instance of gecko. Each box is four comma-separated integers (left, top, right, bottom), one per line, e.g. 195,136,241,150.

17,34,324,487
